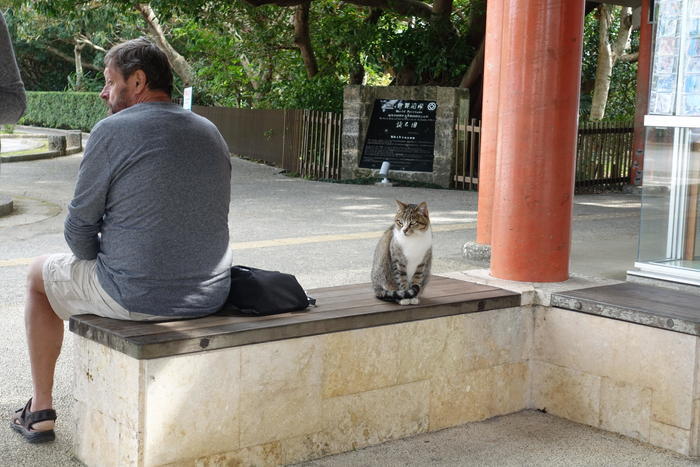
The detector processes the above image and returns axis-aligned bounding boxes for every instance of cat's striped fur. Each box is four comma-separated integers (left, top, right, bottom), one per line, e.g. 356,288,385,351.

371,200,432,305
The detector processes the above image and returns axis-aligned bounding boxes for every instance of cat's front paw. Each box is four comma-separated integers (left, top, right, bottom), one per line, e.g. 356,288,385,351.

409,297,420,305
398,298,412,305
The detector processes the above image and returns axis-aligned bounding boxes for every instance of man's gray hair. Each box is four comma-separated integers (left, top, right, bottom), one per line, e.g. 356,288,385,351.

104,37,173,96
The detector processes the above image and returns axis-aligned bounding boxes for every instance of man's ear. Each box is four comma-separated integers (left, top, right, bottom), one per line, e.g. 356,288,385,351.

132,69,147,93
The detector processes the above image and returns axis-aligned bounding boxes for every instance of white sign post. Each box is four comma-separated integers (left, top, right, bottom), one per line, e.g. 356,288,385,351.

183,87,193,110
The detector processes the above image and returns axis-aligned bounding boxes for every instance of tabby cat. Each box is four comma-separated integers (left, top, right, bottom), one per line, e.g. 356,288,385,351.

371,200,432,305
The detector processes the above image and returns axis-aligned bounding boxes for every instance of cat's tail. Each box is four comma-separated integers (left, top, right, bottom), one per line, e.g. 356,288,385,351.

375,285,420,302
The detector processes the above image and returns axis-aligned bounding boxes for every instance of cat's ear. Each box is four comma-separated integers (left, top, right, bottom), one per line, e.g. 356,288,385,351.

395,200,407,210
417,201,429,216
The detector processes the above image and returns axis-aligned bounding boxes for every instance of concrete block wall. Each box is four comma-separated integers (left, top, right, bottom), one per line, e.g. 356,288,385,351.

73,307,531,466
531,306,699,456
341,85,469,188
72,288,700,465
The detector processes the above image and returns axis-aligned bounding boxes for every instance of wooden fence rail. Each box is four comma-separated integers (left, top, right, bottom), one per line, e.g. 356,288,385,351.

194,106,343,180
293,110,343,180
195,105,633,192
575,120,634,192
453,117,481,190
452,119,634,192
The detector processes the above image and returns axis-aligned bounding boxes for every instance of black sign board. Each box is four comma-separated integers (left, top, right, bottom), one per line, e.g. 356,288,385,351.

359,99,437,172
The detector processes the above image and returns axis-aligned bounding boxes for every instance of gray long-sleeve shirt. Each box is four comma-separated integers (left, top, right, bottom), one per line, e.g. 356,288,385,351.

0,12,26,124
65,102,232,317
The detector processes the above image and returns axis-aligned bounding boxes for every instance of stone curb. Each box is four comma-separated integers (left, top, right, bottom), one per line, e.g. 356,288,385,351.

462,241,492,262
0,146,82,163
0,133,48,139
0,194,13,217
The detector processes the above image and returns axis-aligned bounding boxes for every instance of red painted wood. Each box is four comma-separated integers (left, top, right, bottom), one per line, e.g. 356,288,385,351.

491,0,585,281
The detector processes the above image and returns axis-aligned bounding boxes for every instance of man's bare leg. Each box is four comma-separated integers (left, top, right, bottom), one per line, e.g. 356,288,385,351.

21,256,62,431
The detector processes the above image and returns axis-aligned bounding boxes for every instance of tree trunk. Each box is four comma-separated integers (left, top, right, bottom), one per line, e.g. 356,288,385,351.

73,41,84,90
251,59,275,105
293,1,318,78
466,0,486,46
46,45,102,72
136,3,194,86
590,6,613,121
228,26,275,105
459,39,484,89
396,64,416,85
77,35,107,54
240,54,261,90
349,46,365,85
429,0,457,50
432,0,453,22
590,5,634,121
348,8,383,85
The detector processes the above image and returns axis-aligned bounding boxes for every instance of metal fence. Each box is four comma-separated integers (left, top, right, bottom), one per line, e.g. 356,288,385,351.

452,119,635,192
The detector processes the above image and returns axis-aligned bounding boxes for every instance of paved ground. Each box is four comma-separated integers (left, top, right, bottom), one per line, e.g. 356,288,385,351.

0,139,688,466
297,411,697,467
0,138,43,153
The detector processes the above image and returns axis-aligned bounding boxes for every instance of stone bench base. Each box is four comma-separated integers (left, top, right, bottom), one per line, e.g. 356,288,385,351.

70,275,700,465
73,307,530,466
532,306,698,456
71,276,523,465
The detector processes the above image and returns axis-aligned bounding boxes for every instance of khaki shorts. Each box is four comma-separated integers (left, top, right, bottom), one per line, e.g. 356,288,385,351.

43,254,164,321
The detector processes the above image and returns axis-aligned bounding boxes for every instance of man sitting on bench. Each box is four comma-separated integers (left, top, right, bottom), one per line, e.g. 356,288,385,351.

11,37,233,443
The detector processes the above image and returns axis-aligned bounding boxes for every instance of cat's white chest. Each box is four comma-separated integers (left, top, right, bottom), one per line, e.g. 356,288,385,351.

393,227,432,280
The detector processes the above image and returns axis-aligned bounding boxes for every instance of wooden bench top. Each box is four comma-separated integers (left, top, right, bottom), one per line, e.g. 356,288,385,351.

69,276,520,359
551,282,700,336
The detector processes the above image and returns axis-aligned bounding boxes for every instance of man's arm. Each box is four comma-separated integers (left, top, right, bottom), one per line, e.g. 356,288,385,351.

0,12,26,125
64,129,110,260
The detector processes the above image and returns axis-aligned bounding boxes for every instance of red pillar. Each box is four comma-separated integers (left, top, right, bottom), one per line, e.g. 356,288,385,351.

490,0,585,282
630,0,652,186
475,0,505,245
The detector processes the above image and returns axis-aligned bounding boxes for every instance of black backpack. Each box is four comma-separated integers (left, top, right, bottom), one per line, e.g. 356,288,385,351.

221,265,315,316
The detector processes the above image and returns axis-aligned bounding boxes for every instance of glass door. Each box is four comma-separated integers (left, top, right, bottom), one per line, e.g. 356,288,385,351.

637,116,700,283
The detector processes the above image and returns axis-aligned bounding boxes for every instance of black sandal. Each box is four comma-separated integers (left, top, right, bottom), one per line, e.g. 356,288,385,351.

10,398,56,443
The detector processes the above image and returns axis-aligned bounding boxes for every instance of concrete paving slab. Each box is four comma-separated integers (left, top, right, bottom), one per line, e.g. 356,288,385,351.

0,193,12,216
295,410,697,467
0,138,44,153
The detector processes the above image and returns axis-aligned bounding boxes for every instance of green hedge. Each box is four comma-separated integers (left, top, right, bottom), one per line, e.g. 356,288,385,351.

20,91,107,132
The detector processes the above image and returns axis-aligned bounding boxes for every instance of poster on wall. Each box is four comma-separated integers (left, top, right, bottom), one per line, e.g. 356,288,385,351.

680,0,700,114
649,0,682,114
359,99,437,172
649,0,700,115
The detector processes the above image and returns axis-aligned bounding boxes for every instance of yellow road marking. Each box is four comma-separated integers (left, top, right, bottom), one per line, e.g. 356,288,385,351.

0,258,34,267
229,222,475,250
0,212,638,268
575,212,638,221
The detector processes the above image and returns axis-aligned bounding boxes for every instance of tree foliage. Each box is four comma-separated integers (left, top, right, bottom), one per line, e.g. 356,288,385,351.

6,0,483,112
4,2,140,91
5,0,638,120
580,6,639,122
